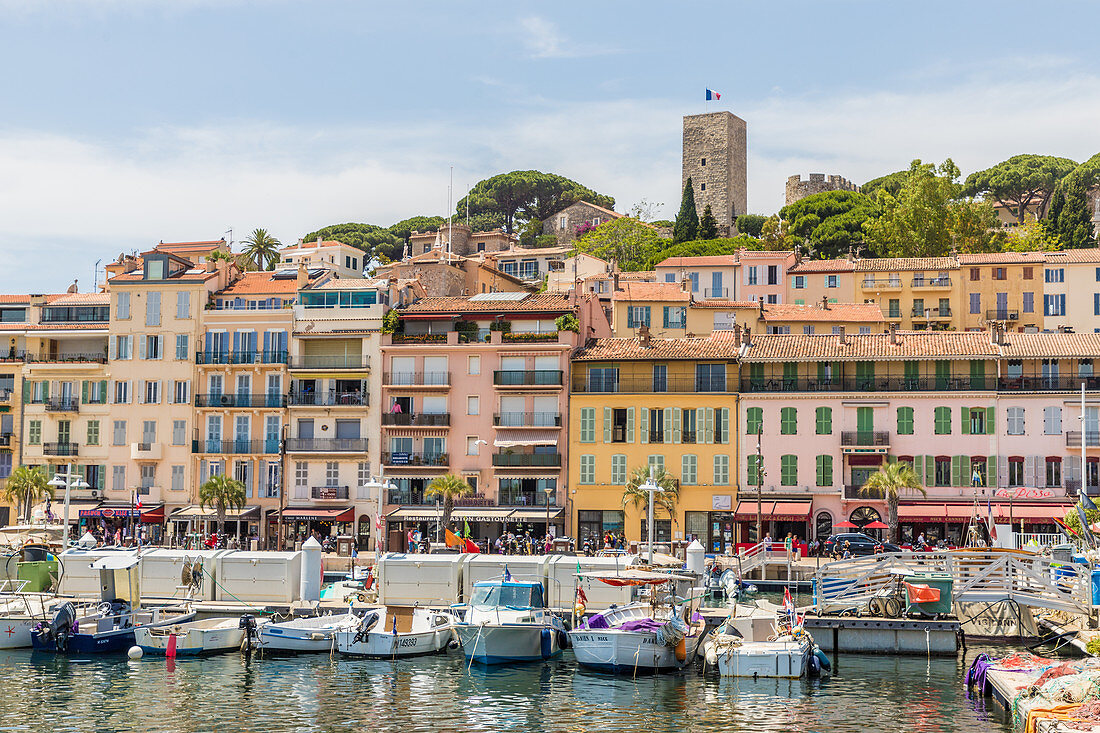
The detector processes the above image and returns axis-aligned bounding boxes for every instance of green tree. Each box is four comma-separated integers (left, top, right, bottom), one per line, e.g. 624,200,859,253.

455,171,614,234
673,178,699,243
779,190,877,259
517,218,543,247
198,474,247,536
1002,219,1060,252
621,466,681,538
735,214,768,238
573,217,664,271
861,170,909,199
425,474,473,542
241,228,282,271
858,462,926,544
643,236,759,269
300,223,404,263
1045,168,1097,249
1062,501,1100,535
758,215,801,251
388,216,446,244
697,204,718,240
964,154,1078,224
1,466,52,522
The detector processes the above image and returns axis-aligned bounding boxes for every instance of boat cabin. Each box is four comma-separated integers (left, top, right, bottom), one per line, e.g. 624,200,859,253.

470,580,546,609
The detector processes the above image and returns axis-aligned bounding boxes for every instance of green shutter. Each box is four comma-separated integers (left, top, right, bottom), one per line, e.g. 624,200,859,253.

81,381,89,403
21,380,30,402
857,406,874,433
672,408,682,444
704,408,715,444
988,455,998,487
626,407,635,443
97,465,105,490
42,381,49,399
603,407,612,443
985,407,995,435
961,406,970,435
99,380,107,403
640,408,649,444
663,407,673,444
719,408,729,444
914,454,924,484
960,456,971,486
951,456,962,486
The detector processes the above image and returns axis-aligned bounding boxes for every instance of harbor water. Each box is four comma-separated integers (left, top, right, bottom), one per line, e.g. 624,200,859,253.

0,643,1022,732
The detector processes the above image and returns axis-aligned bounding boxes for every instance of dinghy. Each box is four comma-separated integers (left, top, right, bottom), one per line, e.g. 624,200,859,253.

258,612,361,653
135,616,268,656
334,608,456,658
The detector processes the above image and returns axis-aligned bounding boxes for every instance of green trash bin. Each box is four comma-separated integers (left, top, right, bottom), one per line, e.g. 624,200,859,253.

902,573,953,616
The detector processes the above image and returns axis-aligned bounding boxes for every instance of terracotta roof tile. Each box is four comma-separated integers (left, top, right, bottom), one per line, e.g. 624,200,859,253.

216,272,315,296
997,332,1100,358
854,257,960,272
958,252,1046,264
574,331,742,361
1043,248,1100,264
610,282,690,302
552,201,621,219
398,293,573,314
655,255,739,268
757,302,885,323
156,240,226,252
691,300,759,309
735,249,795,259
0,322,108,332
0,295,30,304
110,270,218,283
788,259,856,274
741,332,999,361
279,239,351,251
47,292,110,305
311,278,385,290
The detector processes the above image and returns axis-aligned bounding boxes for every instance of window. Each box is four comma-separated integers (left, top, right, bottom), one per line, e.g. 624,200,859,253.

648,454,664,474
689,272,699,293
116,292,130,320
295,461,308,492
767,265,779,286
897,406,914,435
803,325,814,335
747,454,761,486
467,395,479,415
652,364,667,392
588,367,618,393
27,420,41,445
747,267,758,286
466,437,479,456
176,291,190,319
324,461,339,487
175,334,189,360
112,420,126,446
970,268,980,281
627,306,650,329
816,455,832,487
559,216,566,230
1045,268,1064,283
780,407,797,435
1006,407,1025,435
968,408,986,435
112,466,125,492
695,363,726,392
1008,458,1024,487
144,335,161,360
468,355,480,375
700,183,705,191
611,454,627,485
172,420,186,445
173,380,189,404
579,455,595,484
700,157,706,166
970,293,980,314
766,294,779,304
144,380,160,404
746,407,762,434
146,291,161,326
681,455,697,485
1045,294,1066,316
815,407,831,435
780,455,797,486
1023,266,1033,280
711,455,729,485
140,464,156,490
826,275,838,288
171,465,185,492
993,267,1006,280
934,406,951,435
1044,406,1062,435
579,407,596,443
1046,458,1062,487
681,408,697,444
114,335,132,360
1023,292,1034,314
114,381,130,404
662,306,686,329
87,420,99,446
793,275,805,289
934,457,951,486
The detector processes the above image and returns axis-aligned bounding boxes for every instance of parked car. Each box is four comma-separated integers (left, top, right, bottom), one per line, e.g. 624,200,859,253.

822,533,901,556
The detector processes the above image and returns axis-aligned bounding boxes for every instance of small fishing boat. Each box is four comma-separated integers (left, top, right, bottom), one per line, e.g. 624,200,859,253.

453,576,566,665
134,615,268,656
334,608,456,658
258,612,361,653
568,569,706,674
702,596,826,678
0,595,85,650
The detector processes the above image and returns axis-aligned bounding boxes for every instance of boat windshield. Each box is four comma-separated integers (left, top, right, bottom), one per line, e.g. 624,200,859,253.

471,584,543,609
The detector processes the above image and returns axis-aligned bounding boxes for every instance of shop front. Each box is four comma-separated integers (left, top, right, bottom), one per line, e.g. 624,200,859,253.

385,506,547,552
169,505,260,545
31,499,101,543
733,500,812,549
897,501,1070,546
79,503,165,544
279,506,354,546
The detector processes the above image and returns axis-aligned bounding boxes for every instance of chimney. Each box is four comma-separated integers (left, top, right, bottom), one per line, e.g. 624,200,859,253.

889,322,898,345
846,246,855,263
614,272,621,292
758,296,765,317
838,326,846,345
680,277,690,294
316,236,323,245
794,248,803,265
205,259,217,273
821,295,828,310
733,323,742,341
639,324,651,348
296,262,308,289
741,325,751,347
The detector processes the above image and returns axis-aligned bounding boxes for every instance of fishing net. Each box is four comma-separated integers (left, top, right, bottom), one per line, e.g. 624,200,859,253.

999,652,1057,670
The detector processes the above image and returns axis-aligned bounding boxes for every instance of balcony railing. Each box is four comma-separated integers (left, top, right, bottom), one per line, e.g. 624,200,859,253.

1064,480,1100,496
862,278,903,289
840,431,891,446
704,287,729,298
738,376,990,393
911,277,953,288
43,442,79,456
382,452,449,467
310,486,350,500
289,355,370,369
44,398,79,412
195,393,287,408
844,484,883,499
191,439,280,454
986,309,1021,321
492,453,562,467
1066,431,1100,448
1000,375,1100,392
384,372,450,387
286,438,369,452
911,307,952,318
0,434,12,447
498,492,557,507
25,353,106,364
381,413,450,427
572,376,730,394
494,412,562,427
195,350,289,365
287,391,368,407
494,370,563,387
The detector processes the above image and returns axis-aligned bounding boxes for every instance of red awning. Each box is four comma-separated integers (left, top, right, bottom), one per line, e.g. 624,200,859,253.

733,501,811,522
139,504,165,523
898,502,1072,523
279,507,354,522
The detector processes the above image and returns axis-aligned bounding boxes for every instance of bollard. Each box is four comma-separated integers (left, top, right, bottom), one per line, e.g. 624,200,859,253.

300,536,322,602
685,539,705,575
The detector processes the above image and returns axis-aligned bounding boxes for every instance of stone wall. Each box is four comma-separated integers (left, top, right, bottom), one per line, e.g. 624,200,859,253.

682,111,748,237
541,201,620,246
784,174,860,206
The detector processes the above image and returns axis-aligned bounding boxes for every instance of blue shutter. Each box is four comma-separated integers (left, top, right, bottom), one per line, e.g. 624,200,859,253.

1095,294,1099,316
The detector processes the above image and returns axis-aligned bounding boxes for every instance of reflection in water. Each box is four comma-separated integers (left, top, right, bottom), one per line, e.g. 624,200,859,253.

0,645,1015,733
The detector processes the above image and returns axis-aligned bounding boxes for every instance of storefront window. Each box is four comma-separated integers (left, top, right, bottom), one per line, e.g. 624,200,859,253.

815,511,833,540
578,510,624,543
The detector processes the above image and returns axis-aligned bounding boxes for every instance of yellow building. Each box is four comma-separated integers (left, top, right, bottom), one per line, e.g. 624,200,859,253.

787,257,856,307
956,253,1045,331
568,332,740,552
852,257,962,330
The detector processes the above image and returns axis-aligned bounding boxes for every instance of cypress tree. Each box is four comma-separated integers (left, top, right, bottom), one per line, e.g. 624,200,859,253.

1047,173,1095,249
673,178,699,243
698,204,718,240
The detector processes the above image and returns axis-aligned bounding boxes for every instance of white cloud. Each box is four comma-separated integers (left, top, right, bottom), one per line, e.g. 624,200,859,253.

517,15,613,59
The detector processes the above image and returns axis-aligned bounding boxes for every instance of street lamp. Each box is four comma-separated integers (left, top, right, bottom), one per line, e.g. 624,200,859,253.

48,469,89,548
544,484,553,549
359,474,397,554
639,468,662,565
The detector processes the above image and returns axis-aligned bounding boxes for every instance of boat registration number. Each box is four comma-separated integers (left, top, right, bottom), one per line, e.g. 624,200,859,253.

398,638,418,648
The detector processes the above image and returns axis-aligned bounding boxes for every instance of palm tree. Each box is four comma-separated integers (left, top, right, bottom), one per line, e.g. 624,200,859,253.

425,474,473,542
241,228,282,271
198,474,247,536
858,461,926,544
621,466,681,542
1,466,52,522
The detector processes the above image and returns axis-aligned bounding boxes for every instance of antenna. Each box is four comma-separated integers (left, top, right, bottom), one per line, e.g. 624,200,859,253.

225,228,233,250
447,166,453,257
93,259,101,291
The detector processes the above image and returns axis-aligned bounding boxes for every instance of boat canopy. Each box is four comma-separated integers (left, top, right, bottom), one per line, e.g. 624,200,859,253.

579,569,695,587
470,581,545,609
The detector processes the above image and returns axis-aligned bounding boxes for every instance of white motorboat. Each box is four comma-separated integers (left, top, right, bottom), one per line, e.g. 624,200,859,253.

135,615,268,656
453,578,566,665
702,601,824,678
568,569,707,674
258,612,361,653
334,608,456,658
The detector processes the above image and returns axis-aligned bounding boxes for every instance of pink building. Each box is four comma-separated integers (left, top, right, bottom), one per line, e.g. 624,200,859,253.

736,250,796,305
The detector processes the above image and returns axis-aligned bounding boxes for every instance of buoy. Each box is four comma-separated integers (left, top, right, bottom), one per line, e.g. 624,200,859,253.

127,646,143,659
674,636,687,662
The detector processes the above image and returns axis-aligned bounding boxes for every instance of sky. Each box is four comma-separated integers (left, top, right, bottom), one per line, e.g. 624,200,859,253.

1,0,1099,291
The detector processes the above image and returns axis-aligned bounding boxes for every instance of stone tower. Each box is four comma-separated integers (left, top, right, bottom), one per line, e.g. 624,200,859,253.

682,111,747,235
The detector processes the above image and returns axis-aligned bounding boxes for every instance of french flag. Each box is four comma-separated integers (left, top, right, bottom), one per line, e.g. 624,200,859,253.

706,89,721,101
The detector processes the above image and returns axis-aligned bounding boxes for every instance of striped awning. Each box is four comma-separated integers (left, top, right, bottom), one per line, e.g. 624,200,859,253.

385,429,449,438
493,430,559,448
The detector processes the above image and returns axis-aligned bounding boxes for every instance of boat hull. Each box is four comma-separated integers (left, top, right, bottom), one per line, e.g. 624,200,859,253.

259,616,359,653
0,618,46,649
31,627,136,654
713,639,812,678
455,623,562,665
135,626,248,656
335,628,453,658
569,628,703,673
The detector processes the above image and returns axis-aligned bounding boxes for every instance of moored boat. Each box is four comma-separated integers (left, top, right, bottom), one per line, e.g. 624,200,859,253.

702,596,824,679
135,616,268,656
258,613,361,653
334,607,456,658
453,577,566,665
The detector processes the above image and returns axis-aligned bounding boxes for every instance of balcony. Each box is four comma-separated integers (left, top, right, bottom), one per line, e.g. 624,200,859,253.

195,393,287,408
195,351,289,365
986,309,1021,322
498,491,557,507
25,353,106,364
0,390,11,403
384,372,450,387
861,278,903,289
572,376,730,394
43,442,79,457
44,398,79,412
840,431,891,447
0,434,12,447
287,391,368,407
310,486,350,501
1064,480,1100,497
285,438,368,453
1066,431,1100,448
494,412,562,427
289,355,370,370
130,442,162,460
911,307,952,319
704,287,729,298
381,413,450,427
494,370,563,387
844,485,884,499
492,452,562,468
192,439,280,454
1000,375,1100,392
738,376,989,393
911,277,953,288
502,332,561,344
382,451,449,467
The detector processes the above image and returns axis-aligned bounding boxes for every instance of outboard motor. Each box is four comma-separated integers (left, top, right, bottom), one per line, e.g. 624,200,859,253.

40,602,77,652
351,611,381,646
238,614,258,657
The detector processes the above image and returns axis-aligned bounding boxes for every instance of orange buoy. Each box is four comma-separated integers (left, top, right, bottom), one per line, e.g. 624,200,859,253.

674,636,686,662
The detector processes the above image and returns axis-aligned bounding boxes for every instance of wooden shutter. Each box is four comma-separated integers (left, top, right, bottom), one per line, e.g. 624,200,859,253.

960,406,970,434
672,409,681,444
663,408,673,444
719,408,730,444
81,381,89,403
951,455,961,486
22,380,30,402
704,408,715,444
639,409,649,444
985,407,995,435
603,407,612,443
626,407,635,443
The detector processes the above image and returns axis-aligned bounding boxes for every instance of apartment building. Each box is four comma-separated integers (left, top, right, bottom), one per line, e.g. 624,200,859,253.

957,252,1044,331
278,238,366,278
654,256,738,300
490,245,571,285
852,257,962,330
1042,248,1100,332
787,258,857,306
738,250,796,305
